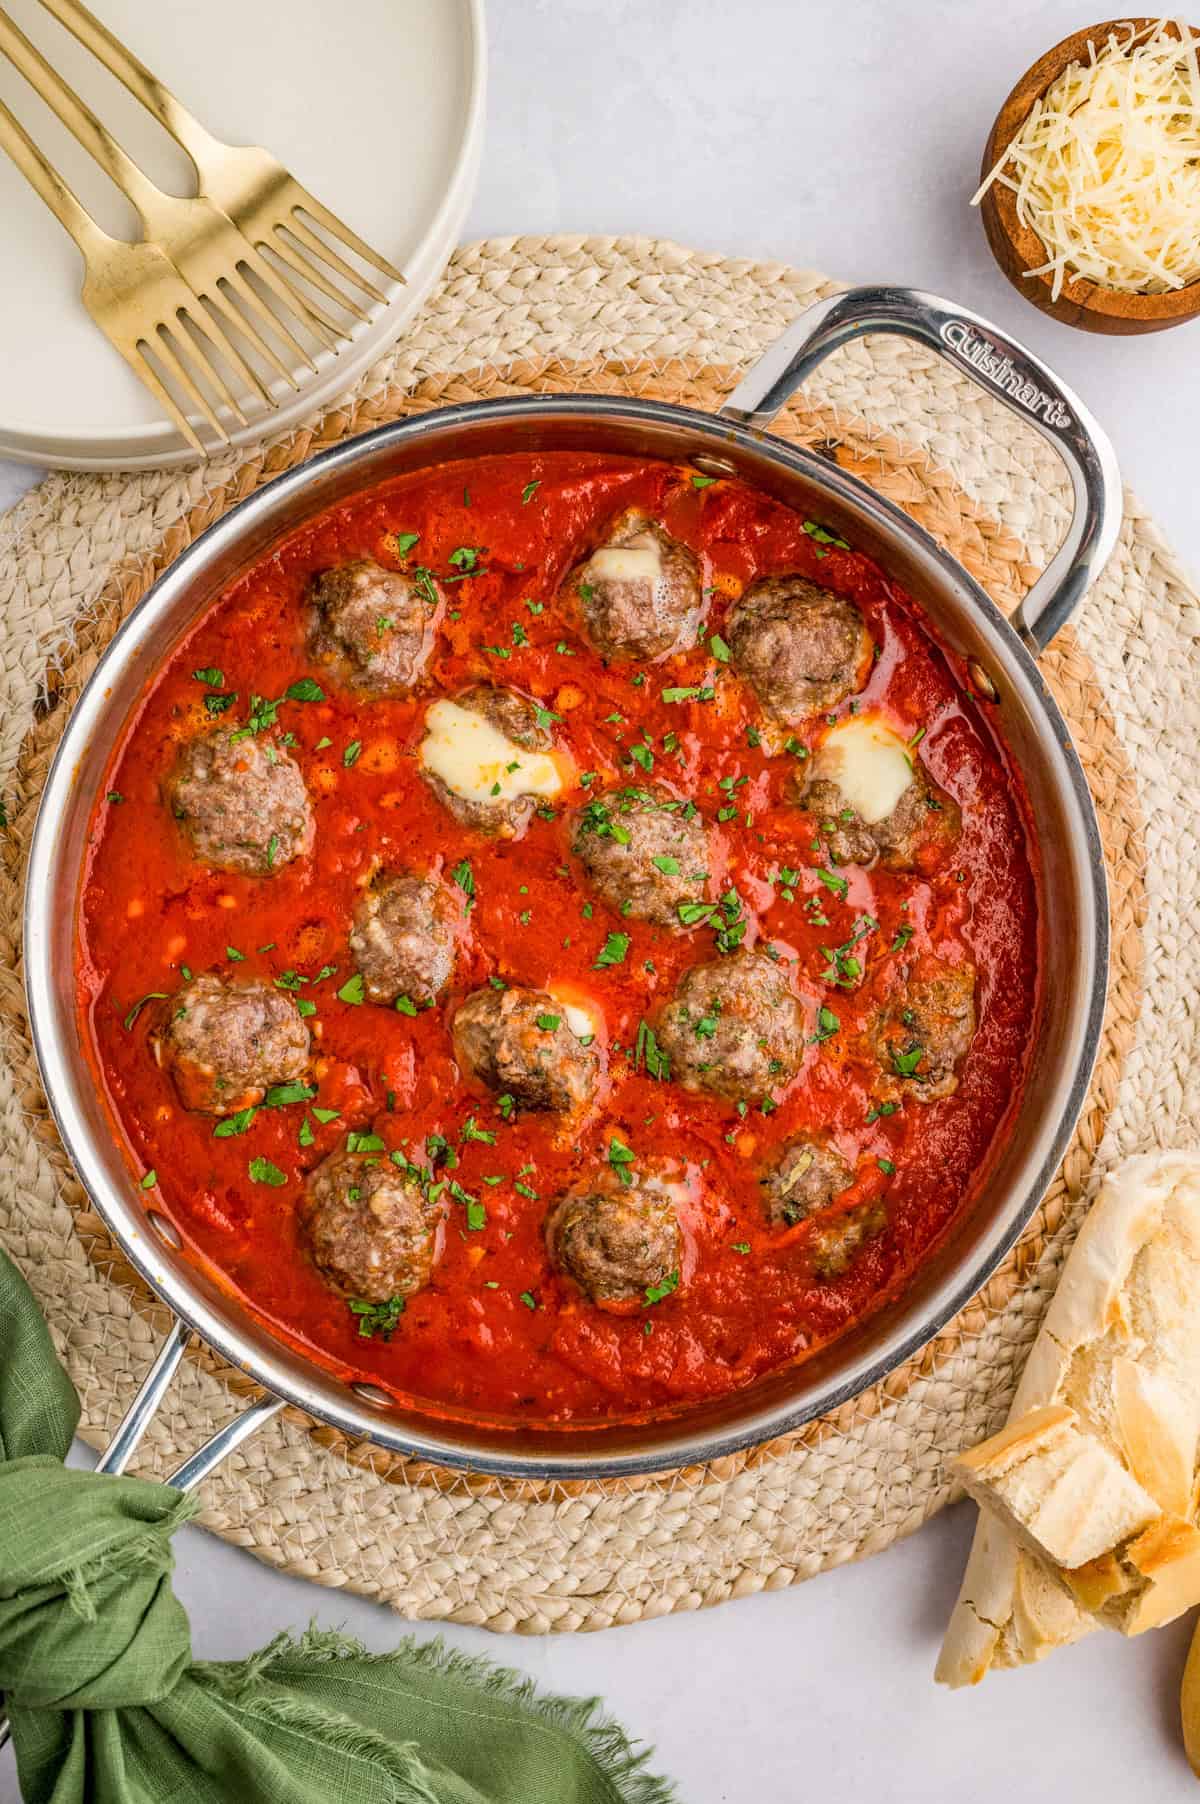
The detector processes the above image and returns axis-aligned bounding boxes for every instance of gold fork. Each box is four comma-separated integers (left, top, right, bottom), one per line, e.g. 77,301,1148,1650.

39,0,405,315
0,97,244,451
0,2,343,412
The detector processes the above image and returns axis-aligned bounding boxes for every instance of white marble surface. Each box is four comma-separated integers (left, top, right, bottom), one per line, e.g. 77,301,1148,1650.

4,2,1200,1798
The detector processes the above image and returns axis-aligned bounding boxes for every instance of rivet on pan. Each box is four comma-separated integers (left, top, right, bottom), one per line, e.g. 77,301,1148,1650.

351,1382,395,1408
967,660,999,702
690,454,737,478
146,1210,181,1249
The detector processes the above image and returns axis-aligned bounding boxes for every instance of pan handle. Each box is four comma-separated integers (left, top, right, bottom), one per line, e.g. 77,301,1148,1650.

719,285,1122,655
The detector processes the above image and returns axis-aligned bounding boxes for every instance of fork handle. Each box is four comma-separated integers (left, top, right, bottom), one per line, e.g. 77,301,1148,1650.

0,4,162,218
0,95,109,259
36,0,222,171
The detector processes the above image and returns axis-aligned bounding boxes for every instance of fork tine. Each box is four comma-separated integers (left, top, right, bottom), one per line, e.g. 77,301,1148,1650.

214,269,309,385
282,214,387,308
178,309,248,427
150,324,230,444
125,343,205,454
181,291,273,408
290,192,404,285
235,243,347,352
267,229,374,324
198,285,284,401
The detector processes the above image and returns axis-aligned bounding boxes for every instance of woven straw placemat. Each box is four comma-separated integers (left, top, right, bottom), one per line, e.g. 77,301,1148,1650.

0,236,1191,1634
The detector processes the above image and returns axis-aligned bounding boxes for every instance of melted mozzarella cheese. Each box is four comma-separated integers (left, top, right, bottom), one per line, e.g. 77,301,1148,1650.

548,987,604,1044
813,716,913,824
586,533,662,585
419,699,564,805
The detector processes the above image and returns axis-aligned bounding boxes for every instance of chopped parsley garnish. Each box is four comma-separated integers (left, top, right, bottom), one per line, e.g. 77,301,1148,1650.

731,1242,750,1255
226,945,245,961
296,999,317,1018
661,684,715,704
299,1117,315,1148
629,743,654,773
816,867,848,901
811,1005,841,1043
193,667,224,687
521,480,541,504
678,899,717,928
452,859,475,907
348,1295,405,1341
448,545,485,573
535,1013,561,1032
690,472,716,488
214,1107,257,1139
106,791,124,804
248,1156,287,1187
312,1107,341,1124
892,924,914,952
461,1116,496,1145
122,992,167,1030
346,1131,386,1154
204,691,238,716
314,736,333,751
263,1080,317,1108
635,1019,670,1080
140,1169,157,1189
533,705,560,731
594,931,630,969
337,973,366,1005
395,995,419,1016
266,834,279,870
389,531,420,558
803,519,851,550
519,1290,538,1310
652,854,679,874
343,740,362,768
714,887,747,953
890,1043,924,1077
285,677,324,703
709,633,731,662
644,1270,680,1306
877,1157,896,1176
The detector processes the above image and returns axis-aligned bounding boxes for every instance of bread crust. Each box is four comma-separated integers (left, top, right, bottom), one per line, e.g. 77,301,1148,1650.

936,1150,1200,1686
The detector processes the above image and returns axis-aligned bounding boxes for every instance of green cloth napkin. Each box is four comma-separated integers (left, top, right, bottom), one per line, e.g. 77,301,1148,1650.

0,1249,676,1804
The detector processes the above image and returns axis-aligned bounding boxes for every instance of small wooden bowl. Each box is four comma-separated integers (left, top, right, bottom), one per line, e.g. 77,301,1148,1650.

980,18,1200,334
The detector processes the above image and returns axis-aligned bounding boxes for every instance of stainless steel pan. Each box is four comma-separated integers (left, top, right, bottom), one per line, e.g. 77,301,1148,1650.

24,286,1121,1484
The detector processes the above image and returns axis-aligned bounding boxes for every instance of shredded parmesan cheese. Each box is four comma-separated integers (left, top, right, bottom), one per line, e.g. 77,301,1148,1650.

973,19,1200,298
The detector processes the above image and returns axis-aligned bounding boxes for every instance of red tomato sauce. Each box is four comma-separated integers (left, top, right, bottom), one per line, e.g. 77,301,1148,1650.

75,451,1041,1428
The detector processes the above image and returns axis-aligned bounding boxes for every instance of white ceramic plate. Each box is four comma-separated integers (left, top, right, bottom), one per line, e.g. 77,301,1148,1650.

0,0,484,470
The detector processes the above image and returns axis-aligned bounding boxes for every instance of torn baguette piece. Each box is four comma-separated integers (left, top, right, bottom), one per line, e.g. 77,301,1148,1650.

956,1403,1161,1570
937,1149,1200,1686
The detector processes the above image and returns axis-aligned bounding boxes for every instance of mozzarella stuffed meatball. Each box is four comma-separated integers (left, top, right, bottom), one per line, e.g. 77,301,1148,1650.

761,1135,852,1229
797,715,960,870
547,1169,682,1305
153,973,310,1116
419,685,561,839
726,575,872,724
656,949,805,1104
570,784,710,928
306,557,443,695
561,508,702,661
870,963,977,1104
452,984,599,1113
300,1147,439,1303
165,729,314,876
349,872,459,1005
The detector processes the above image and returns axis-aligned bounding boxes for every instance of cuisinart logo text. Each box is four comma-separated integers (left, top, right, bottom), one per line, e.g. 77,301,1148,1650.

941,321,1072,429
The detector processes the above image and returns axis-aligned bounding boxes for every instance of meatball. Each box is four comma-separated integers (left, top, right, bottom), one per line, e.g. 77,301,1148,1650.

300,1147,438,1303
165,729,314,877
870,963,977,1104
726,576,872,723
761,1135,852,1228
561,508,701,661
798,721,961,871
349,872,459,1005
810,1202,888,1280
452,984,599,1113
571,784,710,928
547,1170,682,1305
656,949,806,1104
153,973,310,1116
306,557,442,695
420,685,557,839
